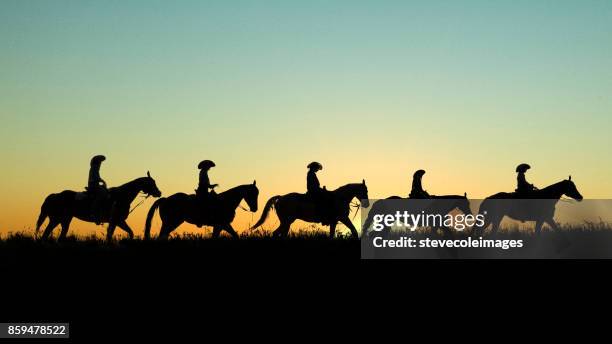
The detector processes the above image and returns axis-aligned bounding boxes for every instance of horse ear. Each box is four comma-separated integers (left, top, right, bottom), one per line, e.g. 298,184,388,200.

253,180,256,185
362,179,365,185
569,175,572,181
147,171,151,178
464,192,467,198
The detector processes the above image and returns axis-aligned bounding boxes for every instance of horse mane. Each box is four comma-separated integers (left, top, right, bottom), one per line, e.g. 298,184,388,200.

108,176,149,193
539,179,569,193
217,183,254,197
332,183,363,193
485,179,570,199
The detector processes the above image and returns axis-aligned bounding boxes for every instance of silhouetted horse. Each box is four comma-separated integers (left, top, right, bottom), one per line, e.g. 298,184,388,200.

474,177,583,234
36,172,162,241
362,194,472,236
144,181,259,239
251,180,369,238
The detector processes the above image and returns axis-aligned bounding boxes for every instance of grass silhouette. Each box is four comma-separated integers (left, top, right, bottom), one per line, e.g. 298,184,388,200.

2,222,612,262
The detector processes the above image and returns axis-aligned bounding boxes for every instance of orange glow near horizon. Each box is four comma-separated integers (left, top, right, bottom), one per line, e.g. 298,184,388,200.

2,1,612,237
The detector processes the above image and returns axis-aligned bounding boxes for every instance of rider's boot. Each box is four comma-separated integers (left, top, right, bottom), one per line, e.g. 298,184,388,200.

195,195,207,228
318,203,331,225
90,204,101,225
95,207,103,225
194,208,204,228
93,213,101,225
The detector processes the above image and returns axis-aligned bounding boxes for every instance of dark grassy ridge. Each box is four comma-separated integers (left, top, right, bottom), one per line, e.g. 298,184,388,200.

0,231,361,270
0,231,360,341
2,223,612,265
2,228,609,341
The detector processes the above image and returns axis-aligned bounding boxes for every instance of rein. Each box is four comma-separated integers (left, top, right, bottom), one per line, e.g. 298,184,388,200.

224,186,252,212
129,193,150,214
350,201,361,220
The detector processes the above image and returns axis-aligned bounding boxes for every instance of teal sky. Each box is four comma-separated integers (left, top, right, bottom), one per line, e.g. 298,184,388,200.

1,1,611,235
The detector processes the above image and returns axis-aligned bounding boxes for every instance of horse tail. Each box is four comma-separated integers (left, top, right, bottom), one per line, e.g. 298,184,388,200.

250,195,281,229
144,198,164,239
35,195,53,234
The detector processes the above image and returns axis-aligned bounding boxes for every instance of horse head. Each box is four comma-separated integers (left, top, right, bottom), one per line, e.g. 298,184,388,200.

359,180,370,208
563,176,583,201
244,180,259,212
143,171,162,198
344,180,370,207
456,192,473,215
333,180,370,207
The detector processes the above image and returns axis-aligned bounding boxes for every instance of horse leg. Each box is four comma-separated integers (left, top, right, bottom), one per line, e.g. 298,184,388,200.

271,224,283,237
41,218,60,240
212,226,222,238
534,221,543,235
490,217,502,234
329,222,337,239
272,223,284,237
340,217,359,238
281,220,293,237
477,219,491,235
58,217,72,241
159,222,179,240
224,224,240,239
106,223,117,242
117,220,135,239
273,219,293,237
546,218,560,232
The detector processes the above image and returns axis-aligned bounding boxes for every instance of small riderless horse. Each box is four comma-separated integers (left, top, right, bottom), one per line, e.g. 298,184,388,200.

36,172,162,242
362,194,472,236
144,181,259,239
473,176,583,234
250,180,370,238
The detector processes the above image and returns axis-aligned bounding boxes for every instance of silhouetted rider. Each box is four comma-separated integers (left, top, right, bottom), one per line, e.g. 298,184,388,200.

196,160,218,197
87,155,108,225
306,162,331,222
195,160,218,227
307,162,323,194
515,163,537,196
409,169,430,199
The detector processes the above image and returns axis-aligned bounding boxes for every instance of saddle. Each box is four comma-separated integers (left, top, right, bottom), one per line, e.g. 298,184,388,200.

76,189,111,224
191,193,220,226
305,190,335,224
510,191,538,199
76,188,110,201
75,191,90,201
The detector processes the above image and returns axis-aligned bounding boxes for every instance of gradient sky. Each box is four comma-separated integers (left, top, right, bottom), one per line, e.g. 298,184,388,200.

1,0,611,237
